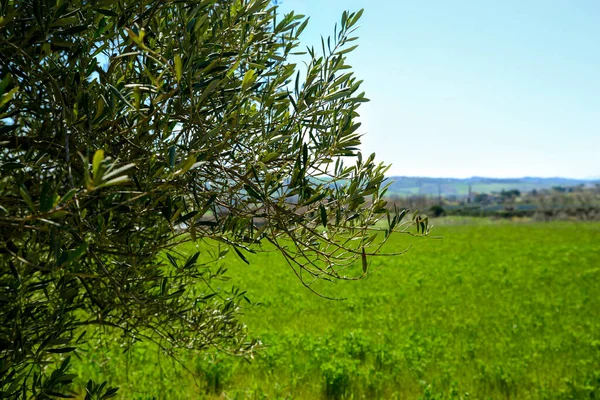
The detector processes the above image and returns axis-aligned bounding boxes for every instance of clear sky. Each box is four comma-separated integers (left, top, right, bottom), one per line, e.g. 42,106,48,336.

277,0,600,179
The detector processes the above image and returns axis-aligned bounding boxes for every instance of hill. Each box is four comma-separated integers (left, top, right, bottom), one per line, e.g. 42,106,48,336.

385,176,599,198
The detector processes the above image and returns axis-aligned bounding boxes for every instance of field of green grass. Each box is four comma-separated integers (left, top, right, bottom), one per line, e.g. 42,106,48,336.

72,220,600,399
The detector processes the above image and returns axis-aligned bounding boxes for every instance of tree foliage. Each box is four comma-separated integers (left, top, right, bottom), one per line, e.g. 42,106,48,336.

0,0,427,397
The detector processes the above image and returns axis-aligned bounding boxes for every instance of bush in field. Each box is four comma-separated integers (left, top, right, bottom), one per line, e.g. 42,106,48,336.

0,0,427,397
429,204,445,217
321,359,355,399
195,353,235,394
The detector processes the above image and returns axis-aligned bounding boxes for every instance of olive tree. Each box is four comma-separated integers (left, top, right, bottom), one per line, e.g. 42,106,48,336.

0,0,428,397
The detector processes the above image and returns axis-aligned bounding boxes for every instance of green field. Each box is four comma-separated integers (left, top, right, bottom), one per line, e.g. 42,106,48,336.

72,220,600,399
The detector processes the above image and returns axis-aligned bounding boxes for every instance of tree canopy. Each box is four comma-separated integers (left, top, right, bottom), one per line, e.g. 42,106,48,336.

0,0,427,397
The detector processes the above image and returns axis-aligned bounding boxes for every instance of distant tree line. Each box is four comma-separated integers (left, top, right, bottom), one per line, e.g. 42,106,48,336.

386,184,600,221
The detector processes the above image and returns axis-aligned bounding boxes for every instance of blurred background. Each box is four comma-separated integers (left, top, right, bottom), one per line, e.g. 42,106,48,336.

278,0,600,219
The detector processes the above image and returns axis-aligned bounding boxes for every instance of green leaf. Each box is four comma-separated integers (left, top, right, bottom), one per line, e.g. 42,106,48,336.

62,356,72,370
260,152,279,163
46,347,77,353
94,176,130,189
164,288,185,299
0,87,18,108
126,27,148,49
174,55,182,82
56,374,78,383
59,244,88,267
338,44,358,55
19,186,35,212
346,213,360,221
244,184,263,201
398,208,408,222
201,292,217,301
175,211,198,224
241,69,257,91
166,253,178,269
349,9,364,27
197,79,220,105
107,84,135,110
233,246,249,264
48,210,68,219
319,204,327,228
324,88,351,101
59,189,77,205
361,247,367,273
412,209,420,221
100,387,119,399
94,8,118,17
45,391,75,398
168,146,176,169
102,163,135,181
77,153,94,190
92,150,104,183
40,180,55,212
304,190,327,206
184,252,200,269
175,153,196,176
302,143,308,168
0,73,11,96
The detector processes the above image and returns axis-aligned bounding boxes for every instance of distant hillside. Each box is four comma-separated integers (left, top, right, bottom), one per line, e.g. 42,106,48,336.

385,176,599,198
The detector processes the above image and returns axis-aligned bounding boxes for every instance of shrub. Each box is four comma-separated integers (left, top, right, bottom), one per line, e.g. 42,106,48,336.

1,0,426,396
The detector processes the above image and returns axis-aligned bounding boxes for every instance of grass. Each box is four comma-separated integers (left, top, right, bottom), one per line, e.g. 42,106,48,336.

71,220,600,399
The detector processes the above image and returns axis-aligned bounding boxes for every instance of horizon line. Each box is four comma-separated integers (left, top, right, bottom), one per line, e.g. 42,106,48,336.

384,175,600,181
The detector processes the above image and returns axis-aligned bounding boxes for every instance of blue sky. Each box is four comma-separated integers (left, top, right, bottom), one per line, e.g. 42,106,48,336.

277,0,600,179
